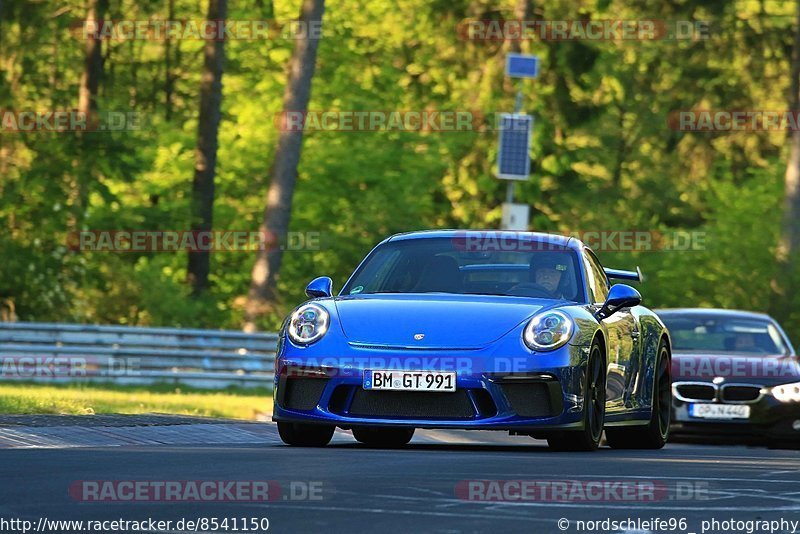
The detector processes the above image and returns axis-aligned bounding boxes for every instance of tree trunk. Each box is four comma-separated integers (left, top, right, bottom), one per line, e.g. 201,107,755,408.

771,1,800,323
0,0,6,176
187,0,227,295
243,0,326,331
71,0,107,232
78,0,107,117
509,0,532,54
164,0,175,121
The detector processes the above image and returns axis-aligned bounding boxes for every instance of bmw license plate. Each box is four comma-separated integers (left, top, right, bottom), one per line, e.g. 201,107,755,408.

363,370,456,392
688,403,750,420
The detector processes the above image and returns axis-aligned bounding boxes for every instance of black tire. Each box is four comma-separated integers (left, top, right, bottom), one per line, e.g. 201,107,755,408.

277,422,335,447
547,340,606,451
606,339,671,449
352,426,415,448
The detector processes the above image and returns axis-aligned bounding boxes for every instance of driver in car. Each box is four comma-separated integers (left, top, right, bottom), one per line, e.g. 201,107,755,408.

508,253,571,299
531,254,569,298
534,258,565,295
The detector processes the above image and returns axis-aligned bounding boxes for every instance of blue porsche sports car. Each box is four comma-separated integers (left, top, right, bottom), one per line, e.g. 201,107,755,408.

273,230,672,451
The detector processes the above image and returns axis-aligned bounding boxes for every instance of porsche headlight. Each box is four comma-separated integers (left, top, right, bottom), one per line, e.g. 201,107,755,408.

523,310,574,351
771,382,800,403
287,303,329,345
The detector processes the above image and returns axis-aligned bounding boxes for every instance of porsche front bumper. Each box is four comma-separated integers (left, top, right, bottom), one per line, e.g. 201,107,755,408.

272,347,589,431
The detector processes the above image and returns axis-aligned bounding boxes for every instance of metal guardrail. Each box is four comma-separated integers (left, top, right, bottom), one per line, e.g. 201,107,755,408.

0,322,278,389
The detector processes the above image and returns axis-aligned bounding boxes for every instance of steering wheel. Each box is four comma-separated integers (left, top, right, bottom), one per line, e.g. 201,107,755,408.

506,282,558,299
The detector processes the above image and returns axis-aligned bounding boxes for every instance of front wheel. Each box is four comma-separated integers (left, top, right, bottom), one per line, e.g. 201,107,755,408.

277,422,335,447
547,340,606,451
352,426,415,448
606,339,671,449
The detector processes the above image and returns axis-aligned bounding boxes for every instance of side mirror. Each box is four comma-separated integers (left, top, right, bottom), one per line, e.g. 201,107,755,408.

596,284,641,320
305,276,333,298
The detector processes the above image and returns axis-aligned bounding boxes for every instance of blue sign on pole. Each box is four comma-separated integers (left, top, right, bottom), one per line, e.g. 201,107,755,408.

505,54,539,79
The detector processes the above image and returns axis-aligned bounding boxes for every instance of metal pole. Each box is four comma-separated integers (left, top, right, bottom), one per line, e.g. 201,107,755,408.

507,85,524,207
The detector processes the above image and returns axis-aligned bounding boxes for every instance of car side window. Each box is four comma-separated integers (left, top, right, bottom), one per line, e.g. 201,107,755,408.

583,250,609,304
767,323,791,356
356,249,401,293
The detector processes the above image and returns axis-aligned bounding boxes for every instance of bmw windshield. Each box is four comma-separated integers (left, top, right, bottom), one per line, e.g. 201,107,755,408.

659,313,791,356
341,237,585,302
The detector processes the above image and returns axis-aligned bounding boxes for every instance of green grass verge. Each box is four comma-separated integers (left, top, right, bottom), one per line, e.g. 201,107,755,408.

0,382,273,420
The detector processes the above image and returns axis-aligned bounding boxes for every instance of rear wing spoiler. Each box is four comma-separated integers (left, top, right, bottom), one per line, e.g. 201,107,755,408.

604,266,644,283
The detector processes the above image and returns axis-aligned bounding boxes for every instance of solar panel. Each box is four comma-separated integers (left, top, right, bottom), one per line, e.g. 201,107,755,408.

506,54,539,79
496,113,533,180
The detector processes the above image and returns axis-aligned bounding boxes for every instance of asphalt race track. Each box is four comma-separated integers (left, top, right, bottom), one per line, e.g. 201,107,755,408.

1,417,799,534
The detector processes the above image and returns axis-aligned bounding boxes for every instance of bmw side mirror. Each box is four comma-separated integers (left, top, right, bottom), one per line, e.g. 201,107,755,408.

596,284,641,320
306,276,333,298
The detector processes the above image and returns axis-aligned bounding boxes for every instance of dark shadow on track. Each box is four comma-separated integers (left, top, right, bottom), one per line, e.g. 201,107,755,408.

669,432,800,450
327,442,551,453
669,433,766,447
324,441,686,454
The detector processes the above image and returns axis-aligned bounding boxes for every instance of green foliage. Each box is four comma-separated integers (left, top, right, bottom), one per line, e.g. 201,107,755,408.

0,0,798,344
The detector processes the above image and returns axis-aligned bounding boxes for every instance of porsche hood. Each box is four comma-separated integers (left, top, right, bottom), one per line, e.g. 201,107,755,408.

333,294,547,349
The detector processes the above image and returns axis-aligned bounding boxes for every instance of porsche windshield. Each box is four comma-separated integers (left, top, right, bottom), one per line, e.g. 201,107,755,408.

659,313,790,356
342,237,584,302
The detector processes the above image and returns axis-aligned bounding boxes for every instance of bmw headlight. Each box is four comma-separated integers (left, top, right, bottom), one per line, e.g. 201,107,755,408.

287,303,330,345
771,382,800,403
523,310,574,351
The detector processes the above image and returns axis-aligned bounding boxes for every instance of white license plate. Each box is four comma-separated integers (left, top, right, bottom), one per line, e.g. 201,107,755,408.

363,370,456,392
689,403,751,420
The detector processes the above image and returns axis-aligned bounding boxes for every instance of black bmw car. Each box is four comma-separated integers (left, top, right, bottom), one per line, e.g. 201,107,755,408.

656,308,800,447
